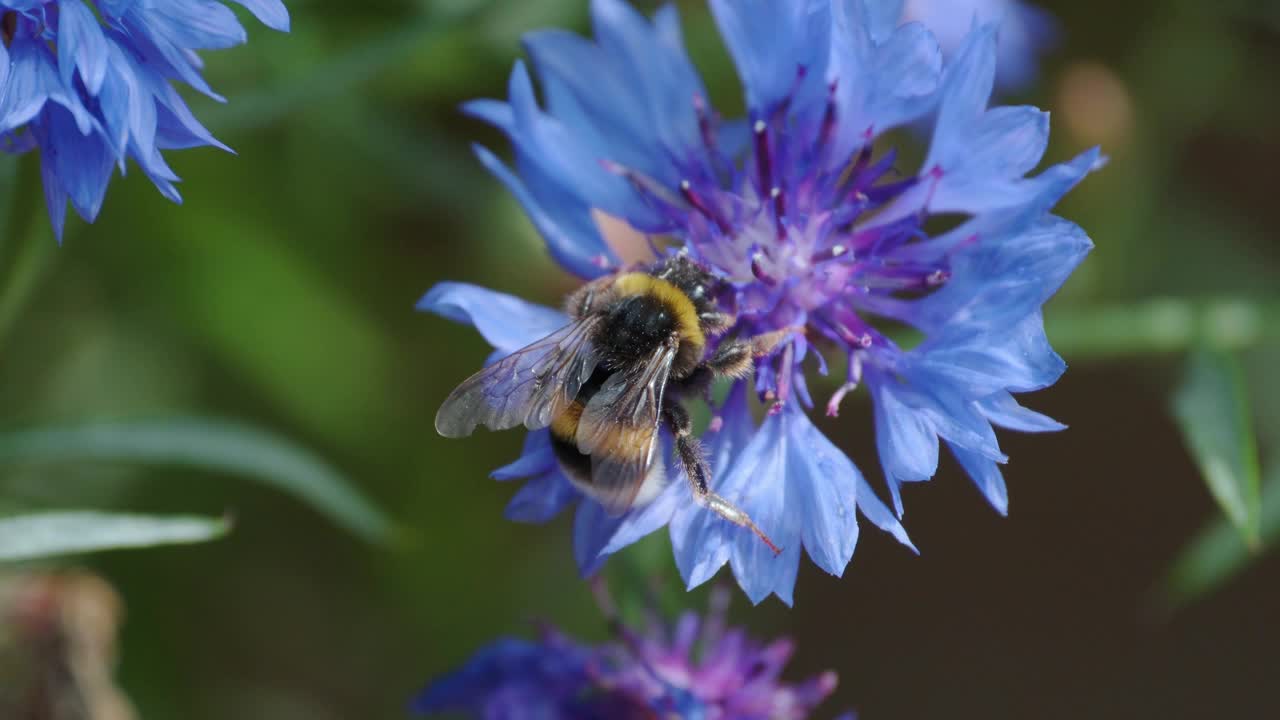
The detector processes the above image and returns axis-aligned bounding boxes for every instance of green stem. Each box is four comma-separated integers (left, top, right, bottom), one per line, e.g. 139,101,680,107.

1046,298,1280,360
606,532,685,623
0,155,54,349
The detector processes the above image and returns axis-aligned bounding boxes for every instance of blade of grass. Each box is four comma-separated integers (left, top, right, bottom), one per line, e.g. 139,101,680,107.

1171,350,1262,545
1163,465,1280,608
0,419,393,543
0,511,228,561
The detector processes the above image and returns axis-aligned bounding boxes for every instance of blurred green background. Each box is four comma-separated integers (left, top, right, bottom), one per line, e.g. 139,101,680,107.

1,0,1278,717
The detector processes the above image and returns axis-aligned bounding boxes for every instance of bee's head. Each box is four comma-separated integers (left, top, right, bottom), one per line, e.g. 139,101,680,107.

654,254,722,312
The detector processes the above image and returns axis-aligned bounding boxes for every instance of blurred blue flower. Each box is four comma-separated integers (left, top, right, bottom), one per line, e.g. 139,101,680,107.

412,601,839,719
421,0,1099,604
901,0,1058,92
0,0,290,240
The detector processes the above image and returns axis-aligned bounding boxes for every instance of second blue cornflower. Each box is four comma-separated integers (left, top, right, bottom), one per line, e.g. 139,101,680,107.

0,0,289,239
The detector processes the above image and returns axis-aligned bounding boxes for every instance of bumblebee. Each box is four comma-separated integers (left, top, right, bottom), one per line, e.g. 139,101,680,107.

435,255,787,553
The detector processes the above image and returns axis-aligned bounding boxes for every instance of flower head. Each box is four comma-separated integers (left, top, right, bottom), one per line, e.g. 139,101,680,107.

412,597,839,719
0,0,290,240
901,0,1058,92
421,0,1099,604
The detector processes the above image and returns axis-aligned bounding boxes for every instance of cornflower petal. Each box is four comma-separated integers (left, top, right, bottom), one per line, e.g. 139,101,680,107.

827,0,941,149
417,282,569,355
710,0,830,116
468,143,618,279
901,0,1060,92
58,0,110,94
231,0,290,32
976,391,1066,433
949,442,1010,514
505,469,577,524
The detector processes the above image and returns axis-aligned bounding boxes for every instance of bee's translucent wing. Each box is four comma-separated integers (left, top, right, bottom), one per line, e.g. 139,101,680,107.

572,340,676,515
435,317,601,438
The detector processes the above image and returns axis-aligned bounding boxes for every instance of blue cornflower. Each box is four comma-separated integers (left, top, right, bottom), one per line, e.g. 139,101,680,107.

412,601,840,719
0,0,290,240
421,0,1099,604
901,0,1058,92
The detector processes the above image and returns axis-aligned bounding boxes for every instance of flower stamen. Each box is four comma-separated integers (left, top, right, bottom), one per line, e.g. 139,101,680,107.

770,186,787,239
818,81,839,151
750,248,778,286
753,120,774,198
602,160,685,209
680,180,732,234
693,94,719,154
810,244,848,264
825,354,864,417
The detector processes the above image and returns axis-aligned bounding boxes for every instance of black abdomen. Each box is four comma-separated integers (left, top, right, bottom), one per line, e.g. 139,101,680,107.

550,428,593,485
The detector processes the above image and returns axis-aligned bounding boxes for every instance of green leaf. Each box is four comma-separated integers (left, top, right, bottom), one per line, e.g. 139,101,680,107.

0,419,392,543
0,511,228,561
1164,464,1280,607
1171,350,1263,545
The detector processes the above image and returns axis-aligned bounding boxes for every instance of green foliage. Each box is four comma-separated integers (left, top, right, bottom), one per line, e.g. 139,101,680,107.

0,419,392,543
1171,351,1263,546
1046,299,1279,359
0,511,228,561
1164,465,1280,607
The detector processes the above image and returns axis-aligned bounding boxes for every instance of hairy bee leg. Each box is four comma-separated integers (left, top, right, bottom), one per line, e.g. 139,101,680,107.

664,403,782,555
698,311,736,335
705,341,754,379
704,326,805,380
745,325,805,357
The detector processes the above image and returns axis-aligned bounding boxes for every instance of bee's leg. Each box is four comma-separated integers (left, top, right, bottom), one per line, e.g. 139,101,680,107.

704,340,754,379
663,402,782,555
743,326,804,356
704,326,801,380
698,311,736,335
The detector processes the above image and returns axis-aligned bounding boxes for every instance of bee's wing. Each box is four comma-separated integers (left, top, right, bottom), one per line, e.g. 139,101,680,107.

434,317,601,438
573,339,677,515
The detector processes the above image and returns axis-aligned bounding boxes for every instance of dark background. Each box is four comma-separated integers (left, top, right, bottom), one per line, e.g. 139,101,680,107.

2,0,1278,717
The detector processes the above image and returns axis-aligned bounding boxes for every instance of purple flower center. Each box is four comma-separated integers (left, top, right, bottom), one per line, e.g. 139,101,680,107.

606,80,958,416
